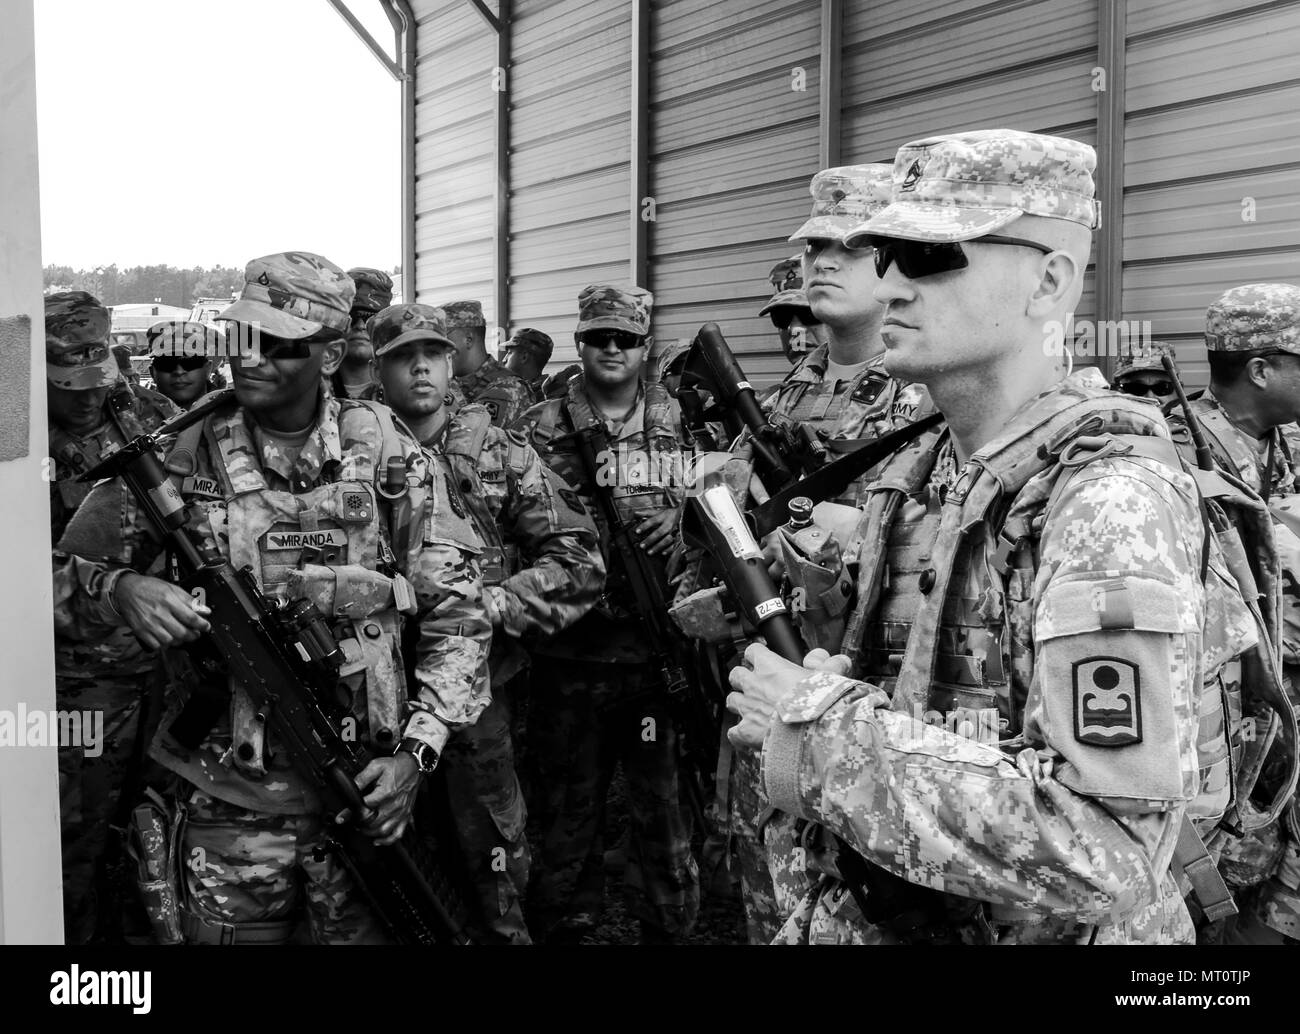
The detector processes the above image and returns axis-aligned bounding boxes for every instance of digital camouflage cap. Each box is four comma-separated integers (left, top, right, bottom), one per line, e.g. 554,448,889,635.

442,300,486,329
506,327,554,359
576,283,652,336
346,267,394,317
45,291,119,390
216,251,355,339
1205,283,1300,355
1114,339,1180,380
147,320,226,359
369,303,456,357
845,128,1102,246
789,164,894,242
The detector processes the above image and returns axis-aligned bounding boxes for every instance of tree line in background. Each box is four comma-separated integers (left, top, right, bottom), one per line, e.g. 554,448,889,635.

43,264,245,308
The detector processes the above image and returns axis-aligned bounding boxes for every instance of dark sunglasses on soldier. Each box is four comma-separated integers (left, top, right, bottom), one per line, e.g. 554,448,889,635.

151,355,208,373
1121,380,1174,398
771,311,822,331
869,235,1055,280
578,330,645,351
257,330,343,360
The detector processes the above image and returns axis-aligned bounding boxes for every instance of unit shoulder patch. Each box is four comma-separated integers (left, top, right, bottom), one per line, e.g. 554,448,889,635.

1072,655,1143,747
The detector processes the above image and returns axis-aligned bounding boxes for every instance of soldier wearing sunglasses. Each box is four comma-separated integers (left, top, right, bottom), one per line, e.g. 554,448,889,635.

757,256,825,365
146,320,223,410
1112,340,1180,408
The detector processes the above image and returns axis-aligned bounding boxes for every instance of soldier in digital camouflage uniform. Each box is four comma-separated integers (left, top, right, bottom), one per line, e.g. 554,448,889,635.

45,291,178,944
717,165,933,944
1112,339,1181,408
501,327,555,404
727,128,1260,945
758,256,826,366
1165,283,1300,943
54,252,492,944
444,300,533,428
329,267,393,401
515,284,700,943
373,302,605,943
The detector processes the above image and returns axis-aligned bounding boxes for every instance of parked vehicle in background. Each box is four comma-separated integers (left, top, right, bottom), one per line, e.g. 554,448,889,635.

189,295,238,327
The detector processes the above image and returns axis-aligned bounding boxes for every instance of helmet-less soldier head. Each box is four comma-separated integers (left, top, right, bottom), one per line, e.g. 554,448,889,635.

371,303,458,443
1112,339,1181,408
1204,284,1300,442
501,327,554,395
46,291,121,437
759,256,825,364
331,267,393,400
147,320,225,410
791,164,894,369
445,300,490,380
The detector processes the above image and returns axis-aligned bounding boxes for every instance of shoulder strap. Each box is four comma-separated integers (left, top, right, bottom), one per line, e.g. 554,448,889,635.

444,404,494,461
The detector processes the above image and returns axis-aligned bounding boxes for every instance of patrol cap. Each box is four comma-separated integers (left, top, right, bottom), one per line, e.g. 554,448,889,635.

216,251,355,339
443,300,486,329
576,283,652,336
1114,340,1180,380
346,267,394,317
759,288,814,319
147,320,225,358
506,327,554,360
45,291,118,390
369,303,455,357
845,129,1102,247
768,257,803,292
789,164,893,242
1205,283,1300,355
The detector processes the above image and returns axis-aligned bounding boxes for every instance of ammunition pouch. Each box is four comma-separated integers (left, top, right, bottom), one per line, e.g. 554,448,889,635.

125,788,187,945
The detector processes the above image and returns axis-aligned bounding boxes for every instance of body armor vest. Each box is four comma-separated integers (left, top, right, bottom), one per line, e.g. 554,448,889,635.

442,404,524,587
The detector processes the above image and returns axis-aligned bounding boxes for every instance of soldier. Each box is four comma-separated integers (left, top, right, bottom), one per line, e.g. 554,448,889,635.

515,283,700,944
758,256,826,365
444,300,533,428
1166,283,1300,943
45,291,178,944
1112,339,1180,408
501,327,554,403
146,320,225,410
372,302,604,943
329,267,393,401
727,128,1255,944
54,252,492,944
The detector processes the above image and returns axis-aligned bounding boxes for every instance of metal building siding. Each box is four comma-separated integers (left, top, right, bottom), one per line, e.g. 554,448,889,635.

412,1,497,314
508,0,632,336
1122,0,1300,387
649,0,821,382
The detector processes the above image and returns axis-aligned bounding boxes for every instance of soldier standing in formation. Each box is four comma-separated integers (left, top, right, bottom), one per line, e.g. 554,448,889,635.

329,266,393,401
501,327,555,404
444,299,534,428
372,301,605,943
758,256,825,366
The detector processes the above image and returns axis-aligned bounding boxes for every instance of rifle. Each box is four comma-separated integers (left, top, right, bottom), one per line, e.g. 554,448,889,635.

561,424,716,826
80,406,471,945
673,323,826,487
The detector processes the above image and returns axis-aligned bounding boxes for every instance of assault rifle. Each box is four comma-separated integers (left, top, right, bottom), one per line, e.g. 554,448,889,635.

80,404,471,945
562,424,715,825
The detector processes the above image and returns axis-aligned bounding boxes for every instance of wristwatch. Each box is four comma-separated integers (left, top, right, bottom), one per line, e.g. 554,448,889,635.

397,737,439,776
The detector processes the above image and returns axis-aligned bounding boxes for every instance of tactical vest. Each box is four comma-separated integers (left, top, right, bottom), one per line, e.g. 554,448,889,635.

164,394,423,785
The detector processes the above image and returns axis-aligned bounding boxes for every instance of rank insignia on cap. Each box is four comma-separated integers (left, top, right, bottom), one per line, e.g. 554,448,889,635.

900,156,926,192
1073,656,1142,747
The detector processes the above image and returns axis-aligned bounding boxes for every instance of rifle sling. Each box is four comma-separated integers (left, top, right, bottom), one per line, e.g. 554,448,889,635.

749,413,943,537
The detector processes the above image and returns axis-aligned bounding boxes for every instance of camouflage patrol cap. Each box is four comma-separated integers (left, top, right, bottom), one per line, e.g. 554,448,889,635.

759,288,814,319
346,267,394,316
790,164,894,242
576,283,652,337
45,291,118,390
506,327,554,360
845,129,1102,246
369,303,455,357
1205,283,1300,355
217,251,354,339
443,300,486,329
768,257,803,292
1114,339,1179,380
147,320,225,358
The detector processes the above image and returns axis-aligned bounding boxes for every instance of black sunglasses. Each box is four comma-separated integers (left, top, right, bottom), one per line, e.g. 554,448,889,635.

1120,380,1174,398
256,330,344,360
151,355,209,373
870,235,1055,280
578,330,645,351
771,311,822,331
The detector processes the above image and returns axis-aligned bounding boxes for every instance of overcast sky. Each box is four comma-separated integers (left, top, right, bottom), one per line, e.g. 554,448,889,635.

35,0,401,271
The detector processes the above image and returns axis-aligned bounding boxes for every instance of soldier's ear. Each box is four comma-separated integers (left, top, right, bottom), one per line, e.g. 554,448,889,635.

574,333,583,356
318,336,347,376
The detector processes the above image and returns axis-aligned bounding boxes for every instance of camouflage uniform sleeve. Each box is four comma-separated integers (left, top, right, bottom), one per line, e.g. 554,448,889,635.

402,453,494,755
490,431,605,638
477,378,533,430
760,454,1205,923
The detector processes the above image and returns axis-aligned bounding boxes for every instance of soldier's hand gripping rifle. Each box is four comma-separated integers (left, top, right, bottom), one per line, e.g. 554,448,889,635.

562,424,715,826
79,405,471,945
673,323,827,488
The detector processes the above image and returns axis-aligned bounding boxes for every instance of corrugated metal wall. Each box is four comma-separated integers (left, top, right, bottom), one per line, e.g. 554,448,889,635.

411,0,1300,390
648,0,821,384
1123,0,1300,387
